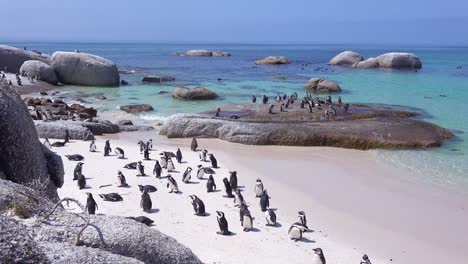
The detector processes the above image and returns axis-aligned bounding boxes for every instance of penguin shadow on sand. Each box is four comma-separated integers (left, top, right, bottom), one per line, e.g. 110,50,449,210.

184,181,200,185
208,189,222,193
146,208,160,214
298,236,316,243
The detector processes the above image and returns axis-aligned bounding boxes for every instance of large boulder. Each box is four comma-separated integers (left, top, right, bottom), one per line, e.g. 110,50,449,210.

329,51,364,66
304,78,342,93
120,104,154,113
375,52,422,69
354,57,379,69
255,56,290,65
0,83,63,199
19,60,59,85
0,45,49,74
172,87,219,100
50,51,119,87
34,120,95,140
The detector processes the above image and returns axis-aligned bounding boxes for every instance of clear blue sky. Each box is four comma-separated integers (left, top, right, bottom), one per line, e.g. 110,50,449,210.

1,0,467,45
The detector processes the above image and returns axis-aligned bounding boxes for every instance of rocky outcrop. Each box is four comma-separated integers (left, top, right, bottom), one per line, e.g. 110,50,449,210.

142,76,176,83
34,120,95,140
0,44,49,74
19,60,59,85
329,51,364,66
176,50,231,57
304,78,342,93
50,52,119,87
354,57,379,69
330,51,422,69
0,82,63,199
120,104,154,113
172,87,219,100
255,56,290,65
212,51,231,57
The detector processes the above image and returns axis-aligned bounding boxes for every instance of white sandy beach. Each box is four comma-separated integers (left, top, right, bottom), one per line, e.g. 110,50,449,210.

49,129,468,264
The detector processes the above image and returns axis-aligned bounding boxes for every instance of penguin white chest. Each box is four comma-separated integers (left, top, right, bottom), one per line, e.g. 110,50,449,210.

311,254,324,264
289,227,302,239
243,216,253,229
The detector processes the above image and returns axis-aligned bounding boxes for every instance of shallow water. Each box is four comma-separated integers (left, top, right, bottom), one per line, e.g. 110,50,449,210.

13,42,468,191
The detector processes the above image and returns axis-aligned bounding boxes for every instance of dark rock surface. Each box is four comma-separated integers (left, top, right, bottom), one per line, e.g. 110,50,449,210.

0,44,50,74
172,87,219,100
304,78,342,93
142,76,176,83
120,104,154,113
19,60,59,85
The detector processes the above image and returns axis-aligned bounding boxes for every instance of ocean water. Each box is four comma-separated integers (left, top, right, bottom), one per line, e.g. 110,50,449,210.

11,42,468,191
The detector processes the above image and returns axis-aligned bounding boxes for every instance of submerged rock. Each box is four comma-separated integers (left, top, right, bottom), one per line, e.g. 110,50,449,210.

120,104,154,113
19,60,59,85
255,56,290,65
172,87,219,100
304,78,342,93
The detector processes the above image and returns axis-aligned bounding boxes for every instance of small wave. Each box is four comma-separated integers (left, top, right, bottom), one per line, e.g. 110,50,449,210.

139,113,170,122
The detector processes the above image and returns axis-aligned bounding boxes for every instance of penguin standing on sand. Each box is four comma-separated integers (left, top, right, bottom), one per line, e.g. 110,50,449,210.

138,140,145,153
252,95,257,103
140,189,152,212
64,129,70,143
73,162,84,181
182,167,192,183
209,154,218,168
89,140,96,152
166,175,179,193
206,175,217,192
143,146,150,160
254,178,264,197
147,139,153,150
280,103,285,112
117,171,128,187
338,96,342,104
43,138,51,149
160,155,168,169
288,223,307,241
262,95,268,104
153,160,162,178
115,147,125,159
77,173,86,190
196,165,205,179
199,149,208,162
191,138,198,151
216,211,231,235
265,209,277,226
190,195,206,216
223,178,234,198
229,171,238,190
360,254,372,264
104,140,111,156
137,161,145,176
260,190,270,212
85,193,98,215
241,208,253,232
311,248,326,264
234,189,244,207
167,157,175,172
268,104,274,114
176,148,183,163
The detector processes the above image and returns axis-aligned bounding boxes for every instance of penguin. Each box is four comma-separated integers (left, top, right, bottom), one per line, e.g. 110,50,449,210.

282,94,287,100
288,223,307,241
262,95,268,104
215,108,221,117
65,154,84,161
117,171,128,187
206,175,217,192
138,185,157,193
146,139,153,150
160,155,168,169
123,162,137,169
89,140,97,152
143,146,150,160
275,94,281,102
300,100,305,109
223,178,234,198
196,165,205,179
360,254,372,264
198,149,207,162
64,129,70,143
115,147,125,159
296,211,308,229
126,216,154,226
190,195,206,216
85,193,98,215
216,211,231,235
338,96,342,104
268,104,274,114
254,178,264,197
44,110,53,120
308,102,313,113
43,138,51,149
77,173,86,190
104,140,111,156
176,148,183,163
234,189,244,207
182,167,192,183
209,154,218,168
259,190,270,212
73,162,84,181
229,171,238,190
166,157,175,172
252,95,256,103
191,138,198,151
311,248,326,264
166,175,179,193
99,193,123,202
153,160,162,178
140,190,152,212
137,161,145,176
280,103,285,112
241,208,253,232
326,95,332,104
51,140,66,147
138,140,145,153
344,103,350,112
265,209,277,226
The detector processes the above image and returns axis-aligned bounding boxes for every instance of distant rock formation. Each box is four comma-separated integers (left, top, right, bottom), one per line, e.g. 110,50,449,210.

255,56,290,65
175,50,231,57
328,51,364,66
120,104,154,113
172,87,219,100
20,60,59,85
329,51,422,69
304,78,342,93
0,44,49,73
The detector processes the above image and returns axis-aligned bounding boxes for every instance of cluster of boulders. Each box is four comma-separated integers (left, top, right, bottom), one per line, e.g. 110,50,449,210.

304,78,342,93
329,51,422,69
0,44,120,87
174,50,231,57
24,96,98,121
172,87,219,100
255,56,290,65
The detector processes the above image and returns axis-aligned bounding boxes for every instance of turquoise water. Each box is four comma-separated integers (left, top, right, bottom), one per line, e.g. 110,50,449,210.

11,43,468,190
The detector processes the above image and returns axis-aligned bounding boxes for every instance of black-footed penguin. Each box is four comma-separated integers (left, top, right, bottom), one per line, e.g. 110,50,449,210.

64,129,70,143
216,211,231,235
124,162,137,169
280,103,285,112
117,171,128,187
344,103,350,112
73,162,84,181
199,149,208,162
138,140,145,153
137,161,145,176
338,96,342,104
296,211,308,229
254,178,264,197
166,157,175,172
275,93,281,102
312,248,326,264
176,148,183,163
223,178,234,198
140,190,152,212
265,208,277,226
215,108,221,117
143,146,150,160
147,139,153,150
209,154,218,168
104,140,111,156
126,216,154,226
77,173,86,190
99,193,123,202
288,223,307,241
182,167,192,183
191,138,198,151
241,208,253,232
360,254,372,264
206,175,216,192
326,95,332,104
268,104,274,114
51,140,66,147
259,190,270,212
197,165,205,179
43,138,51,149
234,189,244,207
115,147,125,159
160,155,168,169
65,154,84,161
262,95,268,104
85,193,98,215
153,160,162,178
89,140,96,152
252,95,256,103
190,195,206,216
229,171,238,190
138,185,157,193
166,175,179,193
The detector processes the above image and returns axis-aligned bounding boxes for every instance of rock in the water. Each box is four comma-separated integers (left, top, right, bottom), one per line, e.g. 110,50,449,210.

142,76,176,83
0,44,49,74
176,50,231,57
212,51,231,57
95,94,107,100
354,57,379,69
0,83,63,199
50,51,119,87
329,51,364,66
120,104,154,113
255,56,290,65
172,87,219,100
19,60,59,85
304,78,342,93
375,52,422,69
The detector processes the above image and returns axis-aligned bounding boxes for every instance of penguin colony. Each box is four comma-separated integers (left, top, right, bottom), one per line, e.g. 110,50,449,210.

53,130,371,264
